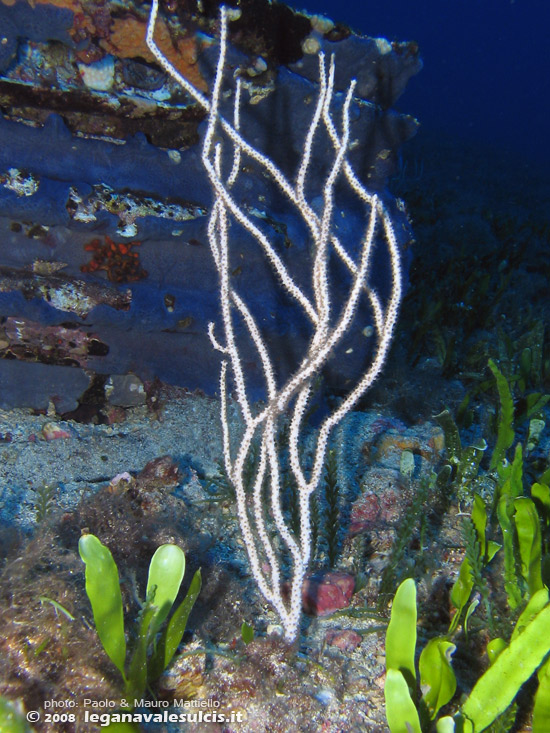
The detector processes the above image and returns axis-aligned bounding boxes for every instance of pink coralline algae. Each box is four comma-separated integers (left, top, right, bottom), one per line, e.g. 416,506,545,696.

41,422,72,441
349,492,381,536
349,485,402,536
0,316,108,366
325,629,363,652
301,571,355,617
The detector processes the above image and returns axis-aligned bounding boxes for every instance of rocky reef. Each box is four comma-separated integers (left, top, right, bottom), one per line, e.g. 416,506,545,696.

0,0,421,412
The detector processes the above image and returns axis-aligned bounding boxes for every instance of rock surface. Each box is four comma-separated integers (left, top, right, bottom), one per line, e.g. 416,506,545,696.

0,0,420,408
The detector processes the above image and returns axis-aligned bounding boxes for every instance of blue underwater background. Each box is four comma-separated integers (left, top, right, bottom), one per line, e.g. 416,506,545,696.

0,0,549,730
296,0,550,167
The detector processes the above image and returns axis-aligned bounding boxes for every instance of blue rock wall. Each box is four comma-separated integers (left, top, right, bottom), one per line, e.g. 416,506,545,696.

0,0,420,413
